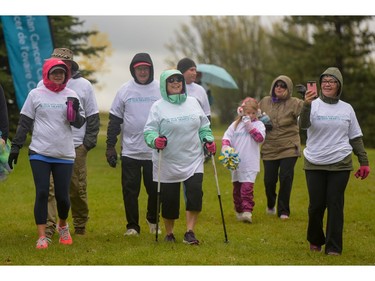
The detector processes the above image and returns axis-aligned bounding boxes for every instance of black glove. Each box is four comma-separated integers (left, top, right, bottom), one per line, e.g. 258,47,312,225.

265,122,273,131
72,97,80,112
8,152,19,169
106,146,117,168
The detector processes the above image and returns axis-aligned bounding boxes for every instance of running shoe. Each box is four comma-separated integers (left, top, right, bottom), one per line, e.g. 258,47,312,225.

36,236,51,249
58,224,73,245
183,230,199,245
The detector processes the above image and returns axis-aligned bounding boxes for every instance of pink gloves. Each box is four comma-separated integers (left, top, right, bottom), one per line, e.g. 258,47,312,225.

354,166,370,180
204,141,216,156
155,136,167,150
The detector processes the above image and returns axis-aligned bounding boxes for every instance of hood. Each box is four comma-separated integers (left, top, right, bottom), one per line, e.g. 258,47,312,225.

160,69,187,105
43,59,70,92
269,75,293,102
129,53,154,85
319,67,343,104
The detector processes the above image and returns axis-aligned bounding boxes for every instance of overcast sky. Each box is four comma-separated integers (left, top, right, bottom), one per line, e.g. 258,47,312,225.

79,16,192,111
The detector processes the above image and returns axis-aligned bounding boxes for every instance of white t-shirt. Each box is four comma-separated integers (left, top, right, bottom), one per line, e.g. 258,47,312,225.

145,96,210,183
67,77,99,147
38,76,99,147
110,79,160,160
186,82,211,117
21,85,80,160
303,98,363,165
223,120,266,182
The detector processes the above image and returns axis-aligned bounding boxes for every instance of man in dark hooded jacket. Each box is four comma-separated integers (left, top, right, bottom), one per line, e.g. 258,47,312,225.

106,53,161,236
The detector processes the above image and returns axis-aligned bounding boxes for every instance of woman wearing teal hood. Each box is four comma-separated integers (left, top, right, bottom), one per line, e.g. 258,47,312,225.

144,69,216,244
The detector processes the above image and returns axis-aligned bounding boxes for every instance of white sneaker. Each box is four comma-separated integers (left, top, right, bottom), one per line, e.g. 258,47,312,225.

242,212,252,223
124,229,139,236
266,207,276,215
146,219,162,234
280,214,289,220
235,212,244,221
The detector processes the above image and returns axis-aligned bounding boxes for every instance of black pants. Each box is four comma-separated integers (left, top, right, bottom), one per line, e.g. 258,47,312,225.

30,160,73,225
305,169,350,254
263,157,298,216
121,156,157,233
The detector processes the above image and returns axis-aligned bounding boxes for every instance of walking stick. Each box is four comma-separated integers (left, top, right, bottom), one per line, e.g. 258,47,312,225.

155,150,162,242
211,154,229,243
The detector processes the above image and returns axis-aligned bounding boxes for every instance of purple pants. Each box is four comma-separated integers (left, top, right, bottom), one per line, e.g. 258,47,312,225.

233,181,254,213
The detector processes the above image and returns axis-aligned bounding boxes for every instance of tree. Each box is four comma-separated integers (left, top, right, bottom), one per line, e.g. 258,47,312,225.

270,16,375,146
165,16,273,125
168,16,375,146
0,16,109,137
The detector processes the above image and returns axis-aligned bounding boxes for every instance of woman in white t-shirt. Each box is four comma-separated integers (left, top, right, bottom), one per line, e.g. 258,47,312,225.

144,69,216,245
300,67,370,256
8,59,85,249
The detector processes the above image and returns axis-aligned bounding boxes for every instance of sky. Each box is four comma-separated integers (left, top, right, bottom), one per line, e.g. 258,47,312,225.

78,16,192,111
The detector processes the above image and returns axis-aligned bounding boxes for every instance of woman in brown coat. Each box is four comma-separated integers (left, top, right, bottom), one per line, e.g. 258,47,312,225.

259,75,303,220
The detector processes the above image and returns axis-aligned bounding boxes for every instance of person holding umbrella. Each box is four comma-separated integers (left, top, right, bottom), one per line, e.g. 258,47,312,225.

144,69,216,245
177,58,211,122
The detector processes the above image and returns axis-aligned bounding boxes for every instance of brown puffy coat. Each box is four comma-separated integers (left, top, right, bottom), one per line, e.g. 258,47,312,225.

259,75,304,160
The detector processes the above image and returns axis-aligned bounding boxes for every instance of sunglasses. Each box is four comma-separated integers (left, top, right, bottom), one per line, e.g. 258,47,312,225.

167,76,183,83
275,81,287,89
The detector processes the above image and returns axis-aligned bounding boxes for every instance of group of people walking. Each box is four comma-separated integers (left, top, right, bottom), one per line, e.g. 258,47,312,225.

221,69,370,256
3,48,370,255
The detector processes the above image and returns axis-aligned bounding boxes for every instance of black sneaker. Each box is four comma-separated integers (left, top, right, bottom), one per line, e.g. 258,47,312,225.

183,230,199,245
164,233,176,242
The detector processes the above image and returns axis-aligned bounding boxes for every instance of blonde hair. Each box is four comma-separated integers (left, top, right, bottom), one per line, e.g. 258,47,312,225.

234,97,259,129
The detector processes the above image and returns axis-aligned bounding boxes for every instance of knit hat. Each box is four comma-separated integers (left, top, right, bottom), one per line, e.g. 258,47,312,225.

177,58,196,74
50,48,79,71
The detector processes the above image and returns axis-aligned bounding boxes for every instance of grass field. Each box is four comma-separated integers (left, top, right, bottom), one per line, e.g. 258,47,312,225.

1,113,374,278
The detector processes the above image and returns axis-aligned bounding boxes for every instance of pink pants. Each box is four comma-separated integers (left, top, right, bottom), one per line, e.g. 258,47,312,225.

233,181,254,213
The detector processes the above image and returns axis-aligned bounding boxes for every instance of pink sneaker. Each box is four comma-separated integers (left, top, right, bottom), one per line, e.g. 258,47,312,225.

58,224,73,245
36,236,50,249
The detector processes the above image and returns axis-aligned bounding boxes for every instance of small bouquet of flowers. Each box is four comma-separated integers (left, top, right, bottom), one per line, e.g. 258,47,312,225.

219,146,240,170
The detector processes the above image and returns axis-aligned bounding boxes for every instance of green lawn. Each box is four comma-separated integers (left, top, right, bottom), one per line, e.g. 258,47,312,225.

1,113,374,277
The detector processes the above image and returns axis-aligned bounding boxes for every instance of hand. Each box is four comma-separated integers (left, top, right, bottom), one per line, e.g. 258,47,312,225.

221,145,230,154
204,141,216,156
259,113,270,124
243,118,254,132
354,166,370,180
66,97,80,112
106,146,117,168
155,136,167,150
8,152,19,170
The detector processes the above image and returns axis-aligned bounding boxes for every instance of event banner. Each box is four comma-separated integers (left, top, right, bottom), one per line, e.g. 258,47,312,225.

1,16,54,109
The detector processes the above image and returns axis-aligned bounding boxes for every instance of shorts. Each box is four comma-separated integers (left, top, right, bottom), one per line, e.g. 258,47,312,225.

160,173,203,220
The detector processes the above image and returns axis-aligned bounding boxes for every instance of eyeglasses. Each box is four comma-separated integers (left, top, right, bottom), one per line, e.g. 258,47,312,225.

275,82,287,89
321,79,338,85
167,76,183,83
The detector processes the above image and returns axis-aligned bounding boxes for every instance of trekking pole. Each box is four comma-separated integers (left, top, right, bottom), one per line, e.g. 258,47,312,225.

155,150,162,242
211,154,229,243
